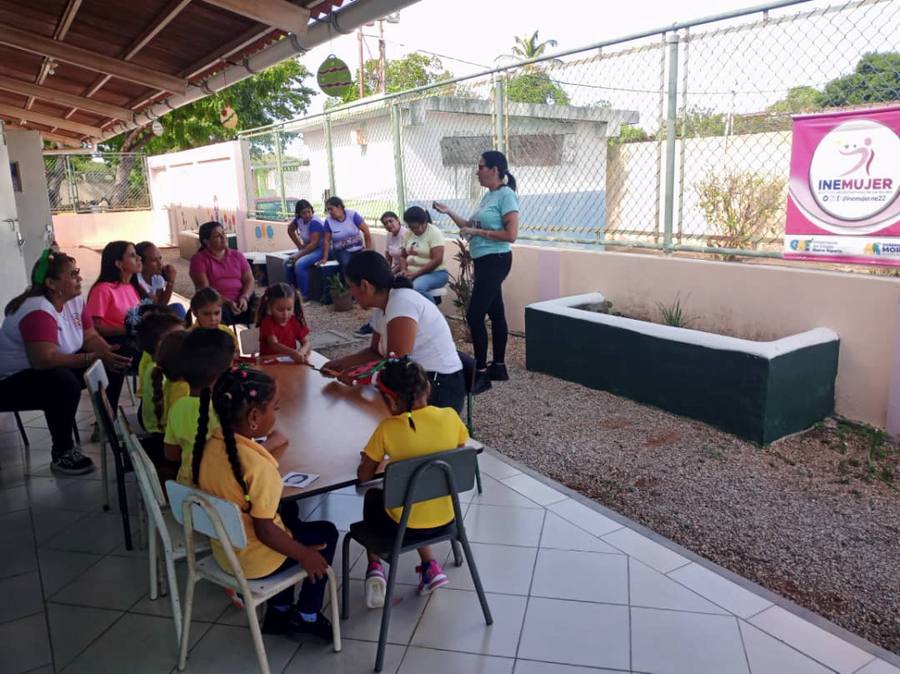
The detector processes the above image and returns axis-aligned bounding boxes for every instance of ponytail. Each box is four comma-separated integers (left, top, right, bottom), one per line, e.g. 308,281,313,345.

377,355,429,431
191,387,211,486
480,150,517,192
151,365,165,429
222,423,251,512
505,171,517,192
391,275,413,290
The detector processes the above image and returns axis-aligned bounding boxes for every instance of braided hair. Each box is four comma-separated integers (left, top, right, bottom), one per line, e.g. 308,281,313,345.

377,355,429,430
195,367,277,510
152,330,189,430
180,328,236,485
256,282,306,329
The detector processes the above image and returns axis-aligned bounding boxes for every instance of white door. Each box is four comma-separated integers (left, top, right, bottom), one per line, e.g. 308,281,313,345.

0,121,28,313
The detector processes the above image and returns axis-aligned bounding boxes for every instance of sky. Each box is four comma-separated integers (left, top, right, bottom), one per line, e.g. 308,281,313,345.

298,0,791,113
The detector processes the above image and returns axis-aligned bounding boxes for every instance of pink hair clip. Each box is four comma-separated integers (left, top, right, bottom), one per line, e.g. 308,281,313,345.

248,389,257,398
224,392,232,399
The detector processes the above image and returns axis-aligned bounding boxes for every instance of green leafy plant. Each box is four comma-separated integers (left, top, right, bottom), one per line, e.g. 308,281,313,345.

325,274,347,293
696,171,787,259
657,294,692,328
448,239,473,339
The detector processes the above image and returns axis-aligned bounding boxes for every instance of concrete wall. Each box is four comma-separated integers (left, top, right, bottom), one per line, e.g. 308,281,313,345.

52,210,162,248
428,233,900,430
146,141,249,248
7,129,52,268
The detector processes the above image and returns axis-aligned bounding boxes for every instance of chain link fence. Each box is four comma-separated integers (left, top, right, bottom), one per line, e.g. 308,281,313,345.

240,0,900,260
44,152,151,214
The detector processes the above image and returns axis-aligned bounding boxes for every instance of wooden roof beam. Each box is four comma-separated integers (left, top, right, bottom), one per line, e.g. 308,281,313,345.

0,102,101,136
0,25,187,94
40,130,84,148
0,74,133,121
203,0,310,35
28,0,83,110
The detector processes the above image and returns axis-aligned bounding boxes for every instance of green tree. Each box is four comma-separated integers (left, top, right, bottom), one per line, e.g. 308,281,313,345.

818,52,900,107
325,53,453,107
103,60,313,205
511,30,558,60
506,71,570,105
766,85,822,114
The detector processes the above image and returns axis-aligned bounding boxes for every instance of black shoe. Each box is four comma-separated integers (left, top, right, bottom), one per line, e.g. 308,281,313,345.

354,322,374,337
51,448,95,475
262,607,333,641
472,369,492,395
487,362,509,381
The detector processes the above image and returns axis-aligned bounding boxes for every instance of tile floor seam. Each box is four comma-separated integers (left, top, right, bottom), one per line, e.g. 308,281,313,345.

25,501,59,674
514,655,634,672
734,613,754,674
52,607,134,673
0,608,45,627
513,508,546,662
739,616,849,674
849,656,878,674
627,555,633,673
666,559,693,574
43,551,131,604
743,619,846,674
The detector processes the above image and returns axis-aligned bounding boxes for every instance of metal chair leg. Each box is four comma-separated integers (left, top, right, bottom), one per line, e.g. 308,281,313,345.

451,539,463,567
13,412,29,447
375,553,400,672
340,533,352,620
459,532,492,625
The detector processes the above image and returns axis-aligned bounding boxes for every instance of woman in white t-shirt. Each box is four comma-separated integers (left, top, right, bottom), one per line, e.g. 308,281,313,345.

0,250,131,474
136,241,186,319
322,251,464,413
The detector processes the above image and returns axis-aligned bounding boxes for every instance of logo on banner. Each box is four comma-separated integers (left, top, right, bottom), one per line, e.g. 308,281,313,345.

809,119,900,222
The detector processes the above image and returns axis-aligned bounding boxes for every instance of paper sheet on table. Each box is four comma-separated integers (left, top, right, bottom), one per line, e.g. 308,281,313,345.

282,471,319,489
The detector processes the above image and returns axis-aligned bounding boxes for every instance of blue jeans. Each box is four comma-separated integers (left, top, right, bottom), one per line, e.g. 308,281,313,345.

412,269,450,301
332,247,360,271
285,249,324,298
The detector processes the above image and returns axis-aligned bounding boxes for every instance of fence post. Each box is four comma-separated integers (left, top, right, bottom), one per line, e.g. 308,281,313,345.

273,129,288,217
64,155,78,213
662,31,680,252
391,101,406,214
493,74,506,152
324,114,336,198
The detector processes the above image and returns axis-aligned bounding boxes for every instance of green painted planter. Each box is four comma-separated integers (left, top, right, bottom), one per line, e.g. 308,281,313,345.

525,293,840,444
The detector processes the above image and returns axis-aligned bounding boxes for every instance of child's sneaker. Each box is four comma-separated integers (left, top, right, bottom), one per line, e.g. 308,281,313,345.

365,561,387,608
225,589,244,609
415,559,448,595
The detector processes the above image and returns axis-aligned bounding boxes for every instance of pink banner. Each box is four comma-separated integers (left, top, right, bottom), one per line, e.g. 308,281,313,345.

785,106,900,266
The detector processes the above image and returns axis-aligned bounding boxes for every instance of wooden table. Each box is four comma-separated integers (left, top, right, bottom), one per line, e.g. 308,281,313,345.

261,353,390,500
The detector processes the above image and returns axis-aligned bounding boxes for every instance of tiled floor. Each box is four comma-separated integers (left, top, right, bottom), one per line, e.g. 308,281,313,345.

2,399,899,674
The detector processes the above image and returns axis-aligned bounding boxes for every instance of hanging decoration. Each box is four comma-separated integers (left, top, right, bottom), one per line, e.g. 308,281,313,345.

220,105,239,129
317,54,352,97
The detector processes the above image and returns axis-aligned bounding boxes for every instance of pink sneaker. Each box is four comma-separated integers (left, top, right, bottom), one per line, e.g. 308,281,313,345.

365,561,387,608
416,560,448,595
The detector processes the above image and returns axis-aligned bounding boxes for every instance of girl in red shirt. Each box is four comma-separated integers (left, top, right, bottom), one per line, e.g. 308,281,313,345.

257,283,310,364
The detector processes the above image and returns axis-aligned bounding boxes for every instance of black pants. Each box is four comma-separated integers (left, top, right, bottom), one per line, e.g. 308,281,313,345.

263,500,338,612
221,294,259,326
0,366,84,458
363,488,449,540
427,369,465,415
467,252,512,370
103,335,140,412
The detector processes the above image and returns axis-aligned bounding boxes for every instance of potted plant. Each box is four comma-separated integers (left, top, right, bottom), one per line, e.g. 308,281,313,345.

326,274,353,312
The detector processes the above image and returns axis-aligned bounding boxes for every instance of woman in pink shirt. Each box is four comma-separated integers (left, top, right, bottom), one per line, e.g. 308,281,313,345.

189,221,257,325
85,240,145,409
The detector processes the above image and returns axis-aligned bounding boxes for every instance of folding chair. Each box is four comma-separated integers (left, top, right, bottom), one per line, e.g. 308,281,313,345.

457,351,483,494
340,447,492,672
120,426,208,644
84,361,135,550
166,481,342,674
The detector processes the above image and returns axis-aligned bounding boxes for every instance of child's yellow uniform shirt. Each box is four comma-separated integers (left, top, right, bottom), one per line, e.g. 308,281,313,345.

163,380,189,426
136,351,153,399
164,395,220,485
364,405,469,529
138,352,159,432
198,429,288,579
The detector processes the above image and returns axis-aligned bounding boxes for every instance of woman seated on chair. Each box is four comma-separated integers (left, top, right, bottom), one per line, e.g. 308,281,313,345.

0,249,131,474
399,206,449,302
322,251,465,413
189,221,257,325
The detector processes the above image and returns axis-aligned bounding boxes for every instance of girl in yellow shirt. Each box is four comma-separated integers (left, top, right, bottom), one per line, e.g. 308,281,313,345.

357,356,469,608
192,367,338,639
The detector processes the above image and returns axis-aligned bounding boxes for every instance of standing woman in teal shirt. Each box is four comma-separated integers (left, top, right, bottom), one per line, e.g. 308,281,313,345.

434,150,519,393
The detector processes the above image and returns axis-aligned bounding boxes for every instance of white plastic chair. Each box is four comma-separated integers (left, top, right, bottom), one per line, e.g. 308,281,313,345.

83,360,112,509
236,325,260,360
120,426,208,644
165,481,342,674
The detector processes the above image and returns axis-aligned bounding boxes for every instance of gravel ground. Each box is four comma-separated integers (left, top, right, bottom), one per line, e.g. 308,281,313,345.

163,248,900,655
